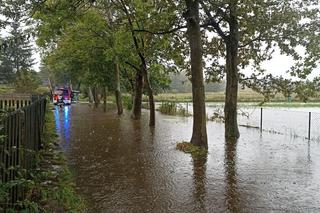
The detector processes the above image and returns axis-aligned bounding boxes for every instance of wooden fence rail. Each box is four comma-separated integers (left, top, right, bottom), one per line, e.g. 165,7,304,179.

0,97,47,209
0,94,32,110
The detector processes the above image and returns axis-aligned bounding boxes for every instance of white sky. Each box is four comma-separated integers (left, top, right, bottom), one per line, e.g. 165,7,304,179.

259,49,320,80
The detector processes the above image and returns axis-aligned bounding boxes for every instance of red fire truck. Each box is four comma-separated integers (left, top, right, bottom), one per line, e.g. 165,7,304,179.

53,87,72,105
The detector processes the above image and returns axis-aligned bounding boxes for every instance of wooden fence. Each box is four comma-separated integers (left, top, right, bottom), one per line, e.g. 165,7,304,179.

0,94,32,110
0,97,47,209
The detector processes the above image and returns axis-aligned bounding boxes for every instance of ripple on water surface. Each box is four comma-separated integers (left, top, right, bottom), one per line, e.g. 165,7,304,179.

54,104,320,213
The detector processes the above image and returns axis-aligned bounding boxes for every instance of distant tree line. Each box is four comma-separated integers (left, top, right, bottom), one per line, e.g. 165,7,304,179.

169,72,226,93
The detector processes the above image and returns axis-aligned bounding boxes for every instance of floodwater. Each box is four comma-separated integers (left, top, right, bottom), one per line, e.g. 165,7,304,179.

54,104,320,212
170,102,320,141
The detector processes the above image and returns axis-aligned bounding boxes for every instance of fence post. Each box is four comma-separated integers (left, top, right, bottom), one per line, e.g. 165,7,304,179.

308,112,311,140
186,102,189,114
260,108,263,133
16,110,25,203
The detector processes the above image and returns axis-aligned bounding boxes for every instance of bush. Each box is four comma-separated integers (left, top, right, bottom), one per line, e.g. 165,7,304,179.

123,95,133,110
176,142,207,158
158,102,190,116
14,70,41,93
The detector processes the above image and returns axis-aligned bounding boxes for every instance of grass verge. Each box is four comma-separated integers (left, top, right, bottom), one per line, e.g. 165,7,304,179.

0,102,86,212
154,91,320,103
35,104,86,212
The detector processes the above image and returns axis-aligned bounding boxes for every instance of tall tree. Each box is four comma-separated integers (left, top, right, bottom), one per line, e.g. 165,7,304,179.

0,46,15,83
2,0,35,74
200,0,320,139
113,0,155,125
112,0,179,126
184,0,208,148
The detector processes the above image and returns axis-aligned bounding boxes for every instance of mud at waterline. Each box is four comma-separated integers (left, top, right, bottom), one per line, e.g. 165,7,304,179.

53,104,320,212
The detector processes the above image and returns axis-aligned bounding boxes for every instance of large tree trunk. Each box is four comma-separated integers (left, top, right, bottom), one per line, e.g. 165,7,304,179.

141,63,155,126
93,86,101,108
224,2,240,139
224,138,239,211
103,86,107,112
114,61,123,115
132,71,143,120
185,0,208,149
88,86,94,103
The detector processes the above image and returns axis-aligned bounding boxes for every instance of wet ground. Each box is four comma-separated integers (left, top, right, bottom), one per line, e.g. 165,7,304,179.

54,104,320,213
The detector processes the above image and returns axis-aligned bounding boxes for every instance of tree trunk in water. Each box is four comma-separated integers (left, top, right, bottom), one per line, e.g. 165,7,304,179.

141,64,155,126
88,87,94,103
132,71,143,120
103,87,107,112
224,2,240,139
114,62,123,115
185,0,208,149
224,137,239,211
93,86,101,108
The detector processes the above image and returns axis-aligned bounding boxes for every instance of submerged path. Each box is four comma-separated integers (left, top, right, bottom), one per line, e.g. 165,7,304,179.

54,104,320,212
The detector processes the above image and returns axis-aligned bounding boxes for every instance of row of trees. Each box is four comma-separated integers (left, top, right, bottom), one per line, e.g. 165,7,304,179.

32,0,320,148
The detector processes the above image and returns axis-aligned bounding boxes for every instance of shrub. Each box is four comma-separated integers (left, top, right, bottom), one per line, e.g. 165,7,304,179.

158,102,190,116
176,142,207,158
14,70,41,93
123,95,133,110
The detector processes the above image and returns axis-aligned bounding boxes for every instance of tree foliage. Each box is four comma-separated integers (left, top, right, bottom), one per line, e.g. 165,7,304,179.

0,0,35,84
14,69,41,93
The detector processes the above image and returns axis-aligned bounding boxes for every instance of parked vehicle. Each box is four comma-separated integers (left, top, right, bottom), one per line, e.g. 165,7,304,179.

71,90,80,103
53,87,72,105
56,94,64,107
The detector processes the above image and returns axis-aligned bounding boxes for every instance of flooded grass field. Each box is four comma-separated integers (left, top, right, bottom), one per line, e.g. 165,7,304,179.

54,104,320,212
168,102,320,141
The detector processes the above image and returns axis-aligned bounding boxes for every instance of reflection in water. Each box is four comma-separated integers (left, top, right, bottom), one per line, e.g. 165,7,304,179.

54,107,61,132
192,155,207,212
64,106,71,148
224,139,239,212
307,140,311,162
54,106,71,150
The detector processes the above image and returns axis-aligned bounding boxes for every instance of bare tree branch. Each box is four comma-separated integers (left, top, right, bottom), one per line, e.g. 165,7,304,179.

125,61,140,71
199,0,228,41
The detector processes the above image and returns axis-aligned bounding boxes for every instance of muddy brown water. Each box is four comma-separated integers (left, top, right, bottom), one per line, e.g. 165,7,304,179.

54,104,320,213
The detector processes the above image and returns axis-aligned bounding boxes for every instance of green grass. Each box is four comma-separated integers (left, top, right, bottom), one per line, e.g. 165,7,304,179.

0,85,14,94
154,91,269,102
98,91,320,109
0,85,49,94
176,142,207,158
154,91,320,103
36,103,86,212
